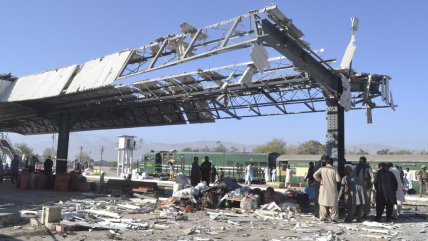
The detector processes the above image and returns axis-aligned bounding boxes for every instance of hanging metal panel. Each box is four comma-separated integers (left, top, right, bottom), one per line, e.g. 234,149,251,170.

2,65,78,102
65,50,132,94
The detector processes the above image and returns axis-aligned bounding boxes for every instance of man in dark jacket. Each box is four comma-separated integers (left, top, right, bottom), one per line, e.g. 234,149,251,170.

211,165,217,184
190,157,201,186
304,162,315,185
11,155,20,184
374,163,398,222
44,156,54,175
200,156,212,186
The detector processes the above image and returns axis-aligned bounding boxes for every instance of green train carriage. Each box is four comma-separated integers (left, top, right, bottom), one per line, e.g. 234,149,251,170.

276,154,428,192
140,152,428,192
140,151,279,182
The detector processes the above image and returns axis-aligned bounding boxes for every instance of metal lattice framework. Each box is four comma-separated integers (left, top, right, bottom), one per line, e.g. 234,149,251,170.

0,4,393,135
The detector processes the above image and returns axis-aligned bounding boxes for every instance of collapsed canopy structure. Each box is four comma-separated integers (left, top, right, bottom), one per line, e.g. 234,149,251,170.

0,5,393,175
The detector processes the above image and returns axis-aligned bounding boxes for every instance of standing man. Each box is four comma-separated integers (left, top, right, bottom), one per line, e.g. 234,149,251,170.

404,168,413,191
200,156,212,186
217,168,225,183
29,156,38,173
11,154,20,184
313,155,327,218
354,156,372,219
417,165,428,197
338,166,365,222
168,160,175,181
313,157,341,222
190,157,201,186
271,167,276,182
211,165,217,184
374,163,397,222
264,166,271,183
43,156,54,175
284,165,293,189
388,163,405,218
244,163,254,186
304,162,315,186
44,156,54,189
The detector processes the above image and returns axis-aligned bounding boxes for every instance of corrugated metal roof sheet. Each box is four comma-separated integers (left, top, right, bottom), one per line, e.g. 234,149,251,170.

0,80,13,99
1,65,78,102
65,50,132,94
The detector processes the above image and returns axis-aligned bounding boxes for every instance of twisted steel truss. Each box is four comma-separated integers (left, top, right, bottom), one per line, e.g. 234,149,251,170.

0,4,393,135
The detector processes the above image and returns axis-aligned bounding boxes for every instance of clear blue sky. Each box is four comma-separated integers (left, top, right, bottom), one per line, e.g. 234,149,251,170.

1,0,427,152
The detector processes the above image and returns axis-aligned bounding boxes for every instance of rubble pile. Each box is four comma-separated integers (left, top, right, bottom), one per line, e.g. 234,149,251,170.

1,178,428,240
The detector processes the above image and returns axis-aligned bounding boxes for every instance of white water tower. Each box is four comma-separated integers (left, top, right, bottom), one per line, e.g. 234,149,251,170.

116,135,136,177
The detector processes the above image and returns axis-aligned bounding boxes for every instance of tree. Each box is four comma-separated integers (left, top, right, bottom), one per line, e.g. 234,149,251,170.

182,147,194,152
230,146,239,152
377,149,391,155
253,138,286,154
356,149,369,155
391,150,413,155
213,141,227,152
297,140,325,155
75,151,92,163
201,145,211,152
14,143,34,157
286,146,299,155
109,161,118,167
42,148,56,159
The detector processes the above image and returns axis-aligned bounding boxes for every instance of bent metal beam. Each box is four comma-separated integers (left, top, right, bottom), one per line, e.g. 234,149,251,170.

0,5,393,176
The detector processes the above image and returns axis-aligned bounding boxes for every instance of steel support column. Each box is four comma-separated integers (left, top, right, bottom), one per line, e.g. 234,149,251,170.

56,113,71,174
326,105,345,177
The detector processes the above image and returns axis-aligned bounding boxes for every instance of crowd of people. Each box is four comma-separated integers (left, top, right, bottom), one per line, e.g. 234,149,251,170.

0,154,54,184
263,165,294,188
307,155,428,223
189,156,224,187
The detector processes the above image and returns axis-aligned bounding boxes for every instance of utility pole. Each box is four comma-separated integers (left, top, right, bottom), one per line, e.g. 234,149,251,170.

80,146,83,162
100,146,104,167
51,133,55,158
139,138,143,173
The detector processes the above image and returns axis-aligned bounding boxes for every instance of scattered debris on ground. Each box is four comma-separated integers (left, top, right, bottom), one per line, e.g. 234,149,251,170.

1,178,428,240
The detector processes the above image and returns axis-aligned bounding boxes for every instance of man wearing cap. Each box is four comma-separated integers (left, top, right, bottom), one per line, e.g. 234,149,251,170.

417,165,428,197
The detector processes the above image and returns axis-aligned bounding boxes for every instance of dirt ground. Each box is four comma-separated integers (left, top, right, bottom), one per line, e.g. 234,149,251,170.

1,180,428,241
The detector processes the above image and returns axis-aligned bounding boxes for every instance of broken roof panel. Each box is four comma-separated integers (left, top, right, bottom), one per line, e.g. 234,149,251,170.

65,50,133,94
182,100,214,123
0,65,78,102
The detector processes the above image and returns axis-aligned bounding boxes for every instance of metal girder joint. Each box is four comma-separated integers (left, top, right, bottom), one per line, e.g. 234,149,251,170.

254,17,341,104
260,89,287,114
212,99,241,120
326,105,345,177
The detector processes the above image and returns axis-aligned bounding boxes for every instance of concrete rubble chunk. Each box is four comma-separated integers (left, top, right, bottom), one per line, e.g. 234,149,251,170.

30,217,41,226
361,227,396,235
154,224,169,229
361,234,392,239
183,227,195,235
260,202,282,211
20,210,38,216
315,231,335,241
84,209,121,219
228,217,260,223
117,203,141,210
193,238,213,241
41,206,62,225
362,221,396,230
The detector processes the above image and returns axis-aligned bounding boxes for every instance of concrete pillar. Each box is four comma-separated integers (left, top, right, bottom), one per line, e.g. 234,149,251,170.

56,113,70,174
326,105,345,178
